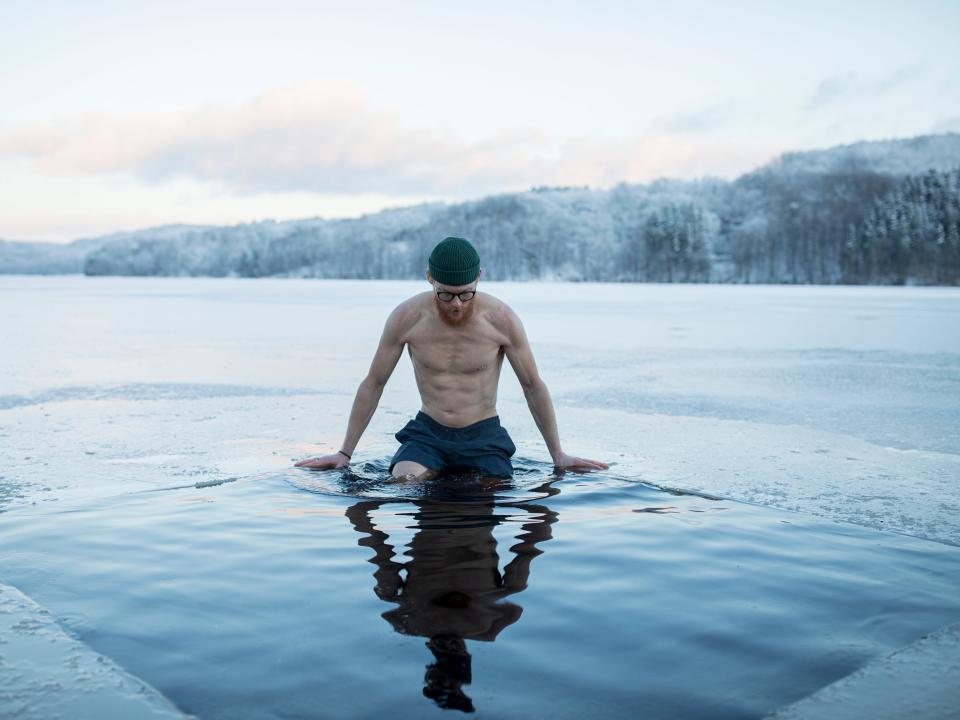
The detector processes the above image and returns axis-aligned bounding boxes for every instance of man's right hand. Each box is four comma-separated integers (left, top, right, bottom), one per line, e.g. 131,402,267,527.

295,452,350,469
552,452,609,473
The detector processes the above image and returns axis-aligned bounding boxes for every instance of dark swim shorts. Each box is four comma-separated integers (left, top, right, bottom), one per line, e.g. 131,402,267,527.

390,412,516,478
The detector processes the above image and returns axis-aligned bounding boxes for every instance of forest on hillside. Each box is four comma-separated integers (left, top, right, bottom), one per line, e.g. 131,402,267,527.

4,134,959,285
80,166,960,285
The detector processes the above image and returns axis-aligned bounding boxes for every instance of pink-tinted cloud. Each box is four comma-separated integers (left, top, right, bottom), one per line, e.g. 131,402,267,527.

0,83,776,195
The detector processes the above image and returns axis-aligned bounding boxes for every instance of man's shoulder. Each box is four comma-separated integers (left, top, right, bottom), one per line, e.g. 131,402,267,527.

478,293,520,331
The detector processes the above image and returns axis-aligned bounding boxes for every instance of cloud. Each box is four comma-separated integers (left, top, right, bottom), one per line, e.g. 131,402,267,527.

653,100,735,134
805,65,923,111
0,159,444,242
0,83,774,196
553,133,773,187
805,73,858,111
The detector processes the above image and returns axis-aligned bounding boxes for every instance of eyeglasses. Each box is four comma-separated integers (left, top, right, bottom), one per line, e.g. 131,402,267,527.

435,289,477,302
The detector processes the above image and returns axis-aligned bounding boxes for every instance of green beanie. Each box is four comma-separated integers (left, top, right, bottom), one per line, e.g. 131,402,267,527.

428,237,480,286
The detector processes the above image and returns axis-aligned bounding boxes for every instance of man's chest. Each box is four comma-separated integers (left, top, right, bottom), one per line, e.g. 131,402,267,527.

406,327,505,376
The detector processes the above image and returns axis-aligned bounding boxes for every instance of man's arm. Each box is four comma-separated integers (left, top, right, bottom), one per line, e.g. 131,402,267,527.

296,304,408,469
501,305,608,472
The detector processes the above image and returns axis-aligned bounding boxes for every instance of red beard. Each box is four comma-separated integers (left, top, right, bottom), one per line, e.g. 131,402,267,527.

435,297,476,326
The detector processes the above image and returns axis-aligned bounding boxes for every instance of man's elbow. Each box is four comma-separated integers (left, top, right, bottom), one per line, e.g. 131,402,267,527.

360,375,388,394
521,377,547,396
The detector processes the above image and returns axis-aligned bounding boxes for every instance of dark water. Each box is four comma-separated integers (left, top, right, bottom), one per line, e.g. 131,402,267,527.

2,462,959,719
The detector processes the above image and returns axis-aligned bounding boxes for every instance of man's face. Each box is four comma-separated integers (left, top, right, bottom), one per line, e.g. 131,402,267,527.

431,278,478,326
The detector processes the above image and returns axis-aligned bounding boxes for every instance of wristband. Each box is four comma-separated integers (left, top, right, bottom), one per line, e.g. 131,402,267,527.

337,449,352,461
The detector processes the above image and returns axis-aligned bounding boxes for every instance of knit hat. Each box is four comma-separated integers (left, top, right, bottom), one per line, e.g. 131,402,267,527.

428,237,480,286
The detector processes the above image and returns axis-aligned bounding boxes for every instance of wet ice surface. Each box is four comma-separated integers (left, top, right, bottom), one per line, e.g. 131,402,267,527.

0,584,183,720
2,277,960,717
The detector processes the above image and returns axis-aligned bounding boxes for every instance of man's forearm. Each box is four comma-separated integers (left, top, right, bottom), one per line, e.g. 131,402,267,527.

340,378,385,456
523,380,563,462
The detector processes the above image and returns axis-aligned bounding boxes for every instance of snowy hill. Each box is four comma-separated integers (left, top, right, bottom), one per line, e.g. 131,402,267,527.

2,133,959,285
0,239,89,274
763,133,960,176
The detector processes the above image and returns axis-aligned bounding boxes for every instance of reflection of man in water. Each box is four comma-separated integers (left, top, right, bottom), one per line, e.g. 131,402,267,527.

296,236,607,479
346,496,557,712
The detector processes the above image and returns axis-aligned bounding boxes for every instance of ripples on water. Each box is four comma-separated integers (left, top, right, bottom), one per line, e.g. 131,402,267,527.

2,459,959,719
286,456,563,503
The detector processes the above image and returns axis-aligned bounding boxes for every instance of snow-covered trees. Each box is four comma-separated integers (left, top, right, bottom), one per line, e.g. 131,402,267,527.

841,168,960,285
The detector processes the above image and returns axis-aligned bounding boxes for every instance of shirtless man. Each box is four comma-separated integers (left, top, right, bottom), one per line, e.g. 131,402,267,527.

295,236,608,479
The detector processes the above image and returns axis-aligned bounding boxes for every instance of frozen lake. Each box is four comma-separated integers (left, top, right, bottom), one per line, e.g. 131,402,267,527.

1,276,959,718
2,276,959,543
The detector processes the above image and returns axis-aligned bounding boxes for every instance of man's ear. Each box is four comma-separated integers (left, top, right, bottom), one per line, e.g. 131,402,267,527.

425,270,433,284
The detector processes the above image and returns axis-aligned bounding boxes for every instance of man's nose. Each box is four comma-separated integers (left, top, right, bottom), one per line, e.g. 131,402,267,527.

451,296,463,307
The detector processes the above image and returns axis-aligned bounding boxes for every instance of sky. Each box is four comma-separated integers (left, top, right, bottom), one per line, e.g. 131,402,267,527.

1,0,958,243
